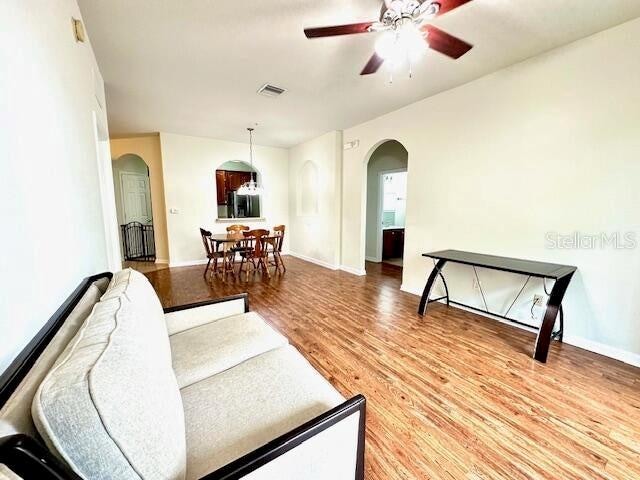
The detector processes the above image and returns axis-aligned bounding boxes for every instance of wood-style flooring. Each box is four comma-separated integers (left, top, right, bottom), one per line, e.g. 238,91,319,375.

122,260,169,274
144,256,640,480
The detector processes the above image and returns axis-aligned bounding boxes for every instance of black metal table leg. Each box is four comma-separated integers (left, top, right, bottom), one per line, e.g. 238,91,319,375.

534,273,574,362
558,305,564,342
439,271,450,307
418,259,448,316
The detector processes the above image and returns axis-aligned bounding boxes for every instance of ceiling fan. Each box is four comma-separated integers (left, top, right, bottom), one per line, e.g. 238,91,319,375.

304,0,474,76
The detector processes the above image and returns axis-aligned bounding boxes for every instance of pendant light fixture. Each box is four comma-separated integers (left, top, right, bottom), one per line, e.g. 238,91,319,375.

236,127,262,196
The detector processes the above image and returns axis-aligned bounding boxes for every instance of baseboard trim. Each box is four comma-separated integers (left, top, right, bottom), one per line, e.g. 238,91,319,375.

169,259,209,268
399,285,640,368
286,252,367,277
562,335,640,368
365,256,380,263
400,284,421,296
287,252,339,271
155,258,169,265
340,265,367,276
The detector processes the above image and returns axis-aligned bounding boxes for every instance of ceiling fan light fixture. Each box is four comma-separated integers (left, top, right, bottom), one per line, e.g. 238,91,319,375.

388,0,404,13
374,31,399,60
304,0,473,77
375,22,427,68
401,22,428,61
419,1,441,19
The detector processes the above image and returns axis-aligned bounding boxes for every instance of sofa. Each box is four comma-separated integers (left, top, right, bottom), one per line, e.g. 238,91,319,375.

0,270,365,479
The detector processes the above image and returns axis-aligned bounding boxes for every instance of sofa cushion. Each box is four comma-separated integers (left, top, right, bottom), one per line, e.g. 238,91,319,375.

180,345,345,480
0,464,22,480
170,312,288,388
165,298,247,336
32,269,186,480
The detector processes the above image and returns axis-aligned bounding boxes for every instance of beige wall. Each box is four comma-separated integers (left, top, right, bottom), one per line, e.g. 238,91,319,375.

341,18,640,365
288,131,343,268
160,133,290,266
110,135,170,263
0,0,114,372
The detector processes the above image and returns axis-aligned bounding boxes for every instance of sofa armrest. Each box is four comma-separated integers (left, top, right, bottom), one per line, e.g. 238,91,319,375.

164,294,249,336
0,395,366,480
201,395,366,480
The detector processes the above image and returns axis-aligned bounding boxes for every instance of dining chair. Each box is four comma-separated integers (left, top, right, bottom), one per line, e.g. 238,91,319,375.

200,228,228,279
270,225,286,273
238,229,271,280
226,224,251,262
226,224,250,233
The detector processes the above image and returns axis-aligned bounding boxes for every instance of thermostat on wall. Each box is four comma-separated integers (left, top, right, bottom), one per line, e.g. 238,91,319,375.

72,18,85,43
344,140,360,150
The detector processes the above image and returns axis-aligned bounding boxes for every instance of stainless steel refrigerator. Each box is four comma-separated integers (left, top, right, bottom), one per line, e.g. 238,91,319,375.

227,191,261,218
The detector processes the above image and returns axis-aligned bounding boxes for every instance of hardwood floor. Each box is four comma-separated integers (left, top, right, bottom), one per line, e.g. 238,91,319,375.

145,257,640,480
122,260,169,274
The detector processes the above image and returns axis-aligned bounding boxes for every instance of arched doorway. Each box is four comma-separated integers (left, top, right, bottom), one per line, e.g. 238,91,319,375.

364,140,408,272
112,154,156,266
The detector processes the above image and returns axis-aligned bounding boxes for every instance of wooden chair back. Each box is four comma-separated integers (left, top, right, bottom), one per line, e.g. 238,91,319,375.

227,224,250,233
273,225,285,253
243,229,270,258
200,228,214,257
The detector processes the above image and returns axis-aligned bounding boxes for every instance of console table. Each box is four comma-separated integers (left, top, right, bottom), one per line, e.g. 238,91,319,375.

418,250,577,363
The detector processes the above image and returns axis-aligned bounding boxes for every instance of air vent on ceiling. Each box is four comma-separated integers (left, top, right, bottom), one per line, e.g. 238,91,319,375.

257,83,286,98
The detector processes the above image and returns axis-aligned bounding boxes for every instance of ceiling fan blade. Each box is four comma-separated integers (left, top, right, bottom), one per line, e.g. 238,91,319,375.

360,53,385,75
304,22,375,38
423,25,473,59
433,0,474,16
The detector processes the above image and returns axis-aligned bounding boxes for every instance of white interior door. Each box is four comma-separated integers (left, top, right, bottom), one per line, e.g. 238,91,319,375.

120,172,153,225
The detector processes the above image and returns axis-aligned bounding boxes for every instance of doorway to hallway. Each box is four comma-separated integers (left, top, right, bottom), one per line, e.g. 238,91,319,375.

364,140,408,273
112,154,156,264
380,170,407,267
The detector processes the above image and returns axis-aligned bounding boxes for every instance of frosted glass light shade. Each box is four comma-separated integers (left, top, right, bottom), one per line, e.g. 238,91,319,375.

375,23,428,68
237,180,262,196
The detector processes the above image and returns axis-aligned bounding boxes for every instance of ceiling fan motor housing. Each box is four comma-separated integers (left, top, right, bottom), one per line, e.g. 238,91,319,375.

381,1,441,26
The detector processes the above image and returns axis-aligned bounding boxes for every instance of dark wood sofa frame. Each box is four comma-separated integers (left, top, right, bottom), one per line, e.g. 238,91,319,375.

0,272,366,480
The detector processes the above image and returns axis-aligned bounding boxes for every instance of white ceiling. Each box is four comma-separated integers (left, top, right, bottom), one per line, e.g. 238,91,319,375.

78,0,640,147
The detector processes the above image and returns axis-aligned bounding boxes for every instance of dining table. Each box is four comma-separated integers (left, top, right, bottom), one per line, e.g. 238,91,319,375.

209,232,279,279
209,232,247,276
210,232,246,245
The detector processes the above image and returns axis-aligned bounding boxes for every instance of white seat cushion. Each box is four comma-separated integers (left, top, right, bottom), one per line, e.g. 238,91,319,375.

165,298,247,336
180,345,345,480
32,269,186,480
170,311,288,388
0,464,22,480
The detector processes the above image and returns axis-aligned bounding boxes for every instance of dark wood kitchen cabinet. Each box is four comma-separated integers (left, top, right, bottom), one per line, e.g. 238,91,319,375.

215,171,227,204
382,228,405,259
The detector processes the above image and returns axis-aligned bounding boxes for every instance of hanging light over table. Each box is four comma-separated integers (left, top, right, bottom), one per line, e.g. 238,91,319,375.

236,127,262,196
